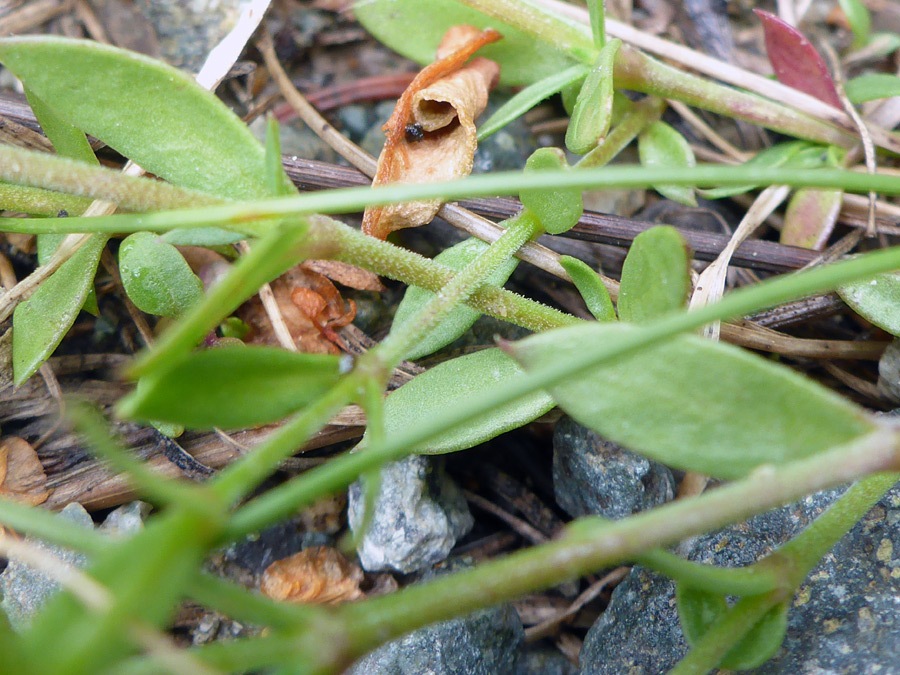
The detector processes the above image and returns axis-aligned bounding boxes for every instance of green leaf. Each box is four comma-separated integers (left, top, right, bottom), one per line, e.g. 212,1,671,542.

265,116,296,197
677,585,727,647
720,602,789,670
586,0,606,48
520,148,583,234
559,255,615,321
478,64,589,140
565,39,620,155
838,0,871,48
838,270,900,337
0,36,270,199
353,0,583,86
638,120,697,206
25,87,97,166
845,73,900,103
12,234,107,385
505,322,874,478
119,346,344,429
617,226,690,322
359,348,555,454
676,586,789,670
699,140,811,199
392,238,518,360
118,232,203,318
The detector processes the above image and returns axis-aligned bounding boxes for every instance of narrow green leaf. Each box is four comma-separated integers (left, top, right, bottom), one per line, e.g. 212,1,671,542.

358,348,555,455
699,140,811,200
392,237,518,360
677,585,727,647
265,116,296,197
638,120,697,206
520,147,583,234
118,232,203,318
566,39,620,155
845,73,900,103
478,64,589,140
353,0,582,86
24,87,97,166
720,602,789,670
12,234,107,385
505,323,874,478
838,0,871,48
119,346,344,429
0,37,270,199
587,0,606,48
558,255,615,321
838,270,900,337
618,226,690,322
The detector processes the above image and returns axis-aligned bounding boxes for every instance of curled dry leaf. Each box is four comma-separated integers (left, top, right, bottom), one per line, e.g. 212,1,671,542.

260,546,364,605
0,437,50,506
238,263,356,354
362,25,501,240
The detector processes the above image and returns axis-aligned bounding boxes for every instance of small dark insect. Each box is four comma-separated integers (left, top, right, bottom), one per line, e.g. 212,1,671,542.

404,122,425,143
57,209,69,218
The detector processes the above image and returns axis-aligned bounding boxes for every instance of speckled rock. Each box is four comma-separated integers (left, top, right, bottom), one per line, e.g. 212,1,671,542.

0,503,93,629
516,647,577,675
576,484,900,674
347,561,524,674
348,455,473,574
877,339,900,403
553,417,675,520
101,501,151,538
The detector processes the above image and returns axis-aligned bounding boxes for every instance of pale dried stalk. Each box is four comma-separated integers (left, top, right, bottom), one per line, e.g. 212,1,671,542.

234,240,297,352
690,185,792,341
667,99,749,162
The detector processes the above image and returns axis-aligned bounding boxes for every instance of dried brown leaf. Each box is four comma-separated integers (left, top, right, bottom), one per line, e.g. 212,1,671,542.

260,546,364,605
0,437,49,506
362,25,501,239
302,259,385,292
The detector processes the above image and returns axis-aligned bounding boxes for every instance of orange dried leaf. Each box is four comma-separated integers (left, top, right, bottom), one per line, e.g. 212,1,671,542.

0,437,49,506
302,259,385,292
260,546,364,605
362,25,501,240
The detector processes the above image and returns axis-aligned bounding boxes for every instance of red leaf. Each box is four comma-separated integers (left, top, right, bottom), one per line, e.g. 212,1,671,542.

754,10,841,108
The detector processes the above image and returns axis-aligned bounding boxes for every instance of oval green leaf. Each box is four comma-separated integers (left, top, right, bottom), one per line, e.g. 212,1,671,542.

676,585,727,647
353,0,585,86
12,234,107,385
699,140,811,200
721,602,789,670
617,226,690,322
118,346,344,429
505,323,875,478
559,255,616,321
839,271,900,337
0,36,271,200
566,39,620,155
358,348,554,454
119,232,203,318
638,120,697,206
838,0,871,49
392,238,518,360
520,147,583,235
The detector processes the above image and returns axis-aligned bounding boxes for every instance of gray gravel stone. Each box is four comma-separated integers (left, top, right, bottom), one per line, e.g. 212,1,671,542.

553,417,675,520
516,647,577,675
577,484,900,674
347,561,524,674
0,503,93,630
877,338,900,403
349,455,473,574
101,501,151,538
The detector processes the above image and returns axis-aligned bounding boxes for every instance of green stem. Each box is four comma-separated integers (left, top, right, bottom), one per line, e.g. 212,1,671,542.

0,498,110,554
577,96,665,168
0,144,220,213
9,165,900,238
587,0,605,48
668,592,787,675
638,549,787,596
376,212,542,364
333,429,899,665
225,241,900,536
